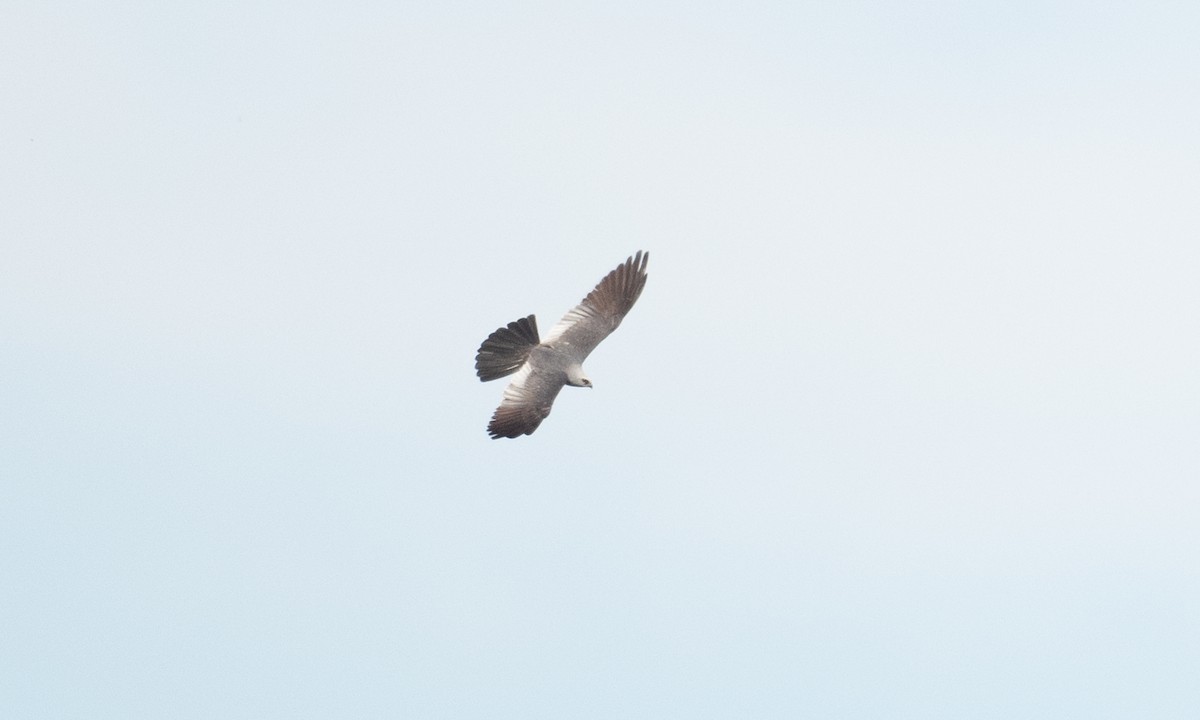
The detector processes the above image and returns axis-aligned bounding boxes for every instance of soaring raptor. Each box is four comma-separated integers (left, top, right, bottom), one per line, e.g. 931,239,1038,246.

474,251,649,438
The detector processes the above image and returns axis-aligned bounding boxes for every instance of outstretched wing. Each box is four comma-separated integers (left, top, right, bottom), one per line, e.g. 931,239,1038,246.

487,363,567,438
543,250,649,360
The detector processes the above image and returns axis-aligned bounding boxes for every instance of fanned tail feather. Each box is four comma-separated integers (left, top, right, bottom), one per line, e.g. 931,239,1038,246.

474,315,540,382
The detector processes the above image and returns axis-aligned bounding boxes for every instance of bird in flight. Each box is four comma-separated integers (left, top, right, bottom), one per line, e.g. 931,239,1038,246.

475,251,649,438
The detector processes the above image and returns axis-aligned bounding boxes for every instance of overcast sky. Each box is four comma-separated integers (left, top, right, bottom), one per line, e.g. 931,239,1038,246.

3,2,1198,718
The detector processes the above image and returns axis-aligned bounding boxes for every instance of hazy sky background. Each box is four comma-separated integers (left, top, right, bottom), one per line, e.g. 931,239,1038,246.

3,2,1198,718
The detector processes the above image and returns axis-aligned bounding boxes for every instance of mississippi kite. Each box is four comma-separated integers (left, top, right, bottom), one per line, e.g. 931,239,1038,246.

475,251,649,438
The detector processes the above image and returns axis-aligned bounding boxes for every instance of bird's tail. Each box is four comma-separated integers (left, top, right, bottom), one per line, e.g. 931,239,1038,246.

475,314,540,382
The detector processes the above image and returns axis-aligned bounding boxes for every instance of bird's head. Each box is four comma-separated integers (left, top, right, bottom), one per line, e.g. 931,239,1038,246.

566,366,593,388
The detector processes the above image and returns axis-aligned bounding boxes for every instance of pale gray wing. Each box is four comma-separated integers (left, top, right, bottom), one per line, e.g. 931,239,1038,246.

542,250,649,360
487,362,567,438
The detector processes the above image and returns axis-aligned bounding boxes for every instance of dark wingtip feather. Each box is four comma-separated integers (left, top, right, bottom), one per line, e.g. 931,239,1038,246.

487,404,548,438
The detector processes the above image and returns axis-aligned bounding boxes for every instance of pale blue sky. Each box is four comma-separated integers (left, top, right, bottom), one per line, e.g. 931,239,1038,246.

3,2,1198,718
